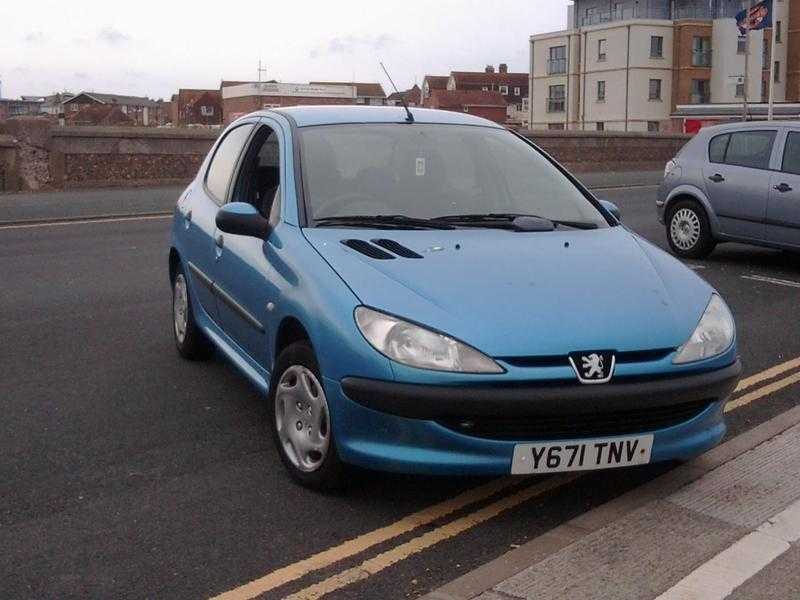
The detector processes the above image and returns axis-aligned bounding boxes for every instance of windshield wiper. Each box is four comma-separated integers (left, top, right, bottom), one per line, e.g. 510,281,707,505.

432,213,598,230
313,215,455,230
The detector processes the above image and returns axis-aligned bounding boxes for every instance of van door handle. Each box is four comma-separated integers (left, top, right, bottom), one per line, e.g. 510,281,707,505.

774,183,793,193
215,235,224,248
708,174,725,183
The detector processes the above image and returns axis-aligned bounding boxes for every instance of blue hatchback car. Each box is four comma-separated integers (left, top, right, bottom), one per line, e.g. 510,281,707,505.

169,106,741,489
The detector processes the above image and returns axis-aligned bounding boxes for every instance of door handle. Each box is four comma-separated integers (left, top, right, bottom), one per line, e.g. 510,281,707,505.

215,235,224,249
774,183,793,193
185,209,192,222
708,174,725,183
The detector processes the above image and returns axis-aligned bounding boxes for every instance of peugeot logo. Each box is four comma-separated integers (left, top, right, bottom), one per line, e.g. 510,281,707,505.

568,351,616,384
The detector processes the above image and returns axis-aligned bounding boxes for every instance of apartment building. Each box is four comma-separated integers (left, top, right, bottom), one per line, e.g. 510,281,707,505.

529,0,792,132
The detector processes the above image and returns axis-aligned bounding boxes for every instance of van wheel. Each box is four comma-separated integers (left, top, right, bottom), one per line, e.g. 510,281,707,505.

270,341,349,490
667,200,716,259
172,267,213,360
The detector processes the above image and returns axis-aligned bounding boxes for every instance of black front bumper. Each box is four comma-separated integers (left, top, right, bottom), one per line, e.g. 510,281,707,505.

340,360,742,420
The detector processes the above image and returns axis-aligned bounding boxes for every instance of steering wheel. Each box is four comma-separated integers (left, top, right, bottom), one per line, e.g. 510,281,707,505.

318,193,394,218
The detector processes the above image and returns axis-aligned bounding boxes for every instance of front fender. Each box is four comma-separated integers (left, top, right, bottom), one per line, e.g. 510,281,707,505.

663,184,721,237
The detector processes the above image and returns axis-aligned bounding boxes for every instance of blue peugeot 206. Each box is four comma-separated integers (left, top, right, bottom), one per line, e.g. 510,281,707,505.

169,105,741,489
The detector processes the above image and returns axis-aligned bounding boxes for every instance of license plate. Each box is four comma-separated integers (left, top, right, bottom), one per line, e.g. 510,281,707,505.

511,434,653,475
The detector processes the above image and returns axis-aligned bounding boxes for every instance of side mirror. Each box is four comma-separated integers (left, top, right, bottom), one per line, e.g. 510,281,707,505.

599,199,622,221
216,202,271,238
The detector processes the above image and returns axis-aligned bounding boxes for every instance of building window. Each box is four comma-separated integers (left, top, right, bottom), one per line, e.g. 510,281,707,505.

547,84,566,112
482,86,489,91
499,85,509,95
738,36,747,54
692,36,712,67
548,46,567,74
597,80,606,102
775,61,781,82
764,37,771,65
596,122,605,131
649,79,662,101
548,122,565,131
598,39,607,61
514,87,521,96
776,21,782,43
648,121,660,132
736,81,745,98
584,7,597,25
691,79,710,104
650,36,663,58
200,105,214,116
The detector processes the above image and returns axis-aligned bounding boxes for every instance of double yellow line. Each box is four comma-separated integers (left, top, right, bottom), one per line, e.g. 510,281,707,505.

213,356,800,600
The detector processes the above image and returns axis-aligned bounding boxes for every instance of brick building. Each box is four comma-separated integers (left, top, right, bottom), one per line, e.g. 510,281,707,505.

425,89,508,124
221,82,357,123
388,84,422,107
170,89,223,126
62,92,167,126
422,75,449,102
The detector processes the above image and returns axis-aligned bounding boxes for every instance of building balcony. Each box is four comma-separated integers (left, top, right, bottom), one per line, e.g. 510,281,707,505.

547,98,566,113
690,93,711,104
547,59,567,75
579,4,733,27
692,50,713,67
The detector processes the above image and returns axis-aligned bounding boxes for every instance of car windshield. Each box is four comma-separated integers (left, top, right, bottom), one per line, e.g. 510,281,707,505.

299,124,610,228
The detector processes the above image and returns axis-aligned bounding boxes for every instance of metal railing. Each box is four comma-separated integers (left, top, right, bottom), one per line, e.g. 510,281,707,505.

547,98,566,113
547,58,567,75
692,50,713,67
579,4,738,27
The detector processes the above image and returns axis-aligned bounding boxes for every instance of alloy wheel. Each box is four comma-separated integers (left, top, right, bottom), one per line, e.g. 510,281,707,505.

173,274,189,344
670,208,701,251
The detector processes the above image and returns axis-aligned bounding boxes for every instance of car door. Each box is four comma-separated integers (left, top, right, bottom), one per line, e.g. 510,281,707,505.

702,129,777,242
180,123,255,323
212,120,286,367
766,129,800,248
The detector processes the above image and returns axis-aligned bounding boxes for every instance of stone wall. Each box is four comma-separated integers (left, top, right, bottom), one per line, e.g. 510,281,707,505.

0,118,691,192
522,130,689,172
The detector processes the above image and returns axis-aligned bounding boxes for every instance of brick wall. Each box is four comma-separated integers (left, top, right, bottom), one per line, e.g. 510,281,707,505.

0,135,17,191
522,129,690,172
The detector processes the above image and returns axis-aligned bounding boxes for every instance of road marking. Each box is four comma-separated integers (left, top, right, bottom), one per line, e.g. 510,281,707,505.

735,356,800,393
726,370,800,413
654,498,800,600
0,212,172,230
283,474,578,600
210,477,522,600
215,359,800,600
741,274,800,289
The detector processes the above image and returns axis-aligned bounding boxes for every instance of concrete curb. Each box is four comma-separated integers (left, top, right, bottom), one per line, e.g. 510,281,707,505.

421,404,800,600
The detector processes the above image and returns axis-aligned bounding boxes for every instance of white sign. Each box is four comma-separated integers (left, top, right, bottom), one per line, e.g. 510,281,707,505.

223,82,356,100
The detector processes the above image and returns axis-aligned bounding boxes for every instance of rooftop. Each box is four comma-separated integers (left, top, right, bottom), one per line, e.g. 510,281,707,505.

309,82,386,98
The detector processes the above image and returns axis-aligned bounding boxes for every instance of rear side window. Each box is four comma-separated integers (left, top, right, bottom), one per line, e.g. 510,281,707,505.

708,134,729,163
205,124,254,204
722,131,776,169
781,131,800,175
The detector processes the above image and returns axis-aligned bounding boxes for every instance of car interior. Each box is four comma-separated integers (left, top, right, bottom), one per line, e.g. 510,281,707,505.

233,126,281,223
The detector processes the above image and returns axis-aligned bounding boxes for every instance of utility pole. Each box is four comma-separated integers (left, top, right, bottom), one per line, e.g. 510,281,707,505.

768,17,777,119
743,0,753,121
257,60,268,84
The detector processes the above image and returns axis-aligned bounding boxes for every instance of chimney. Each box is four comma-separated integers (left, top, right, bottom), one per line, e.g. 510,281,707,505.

499,63,508,73
485,65,495,73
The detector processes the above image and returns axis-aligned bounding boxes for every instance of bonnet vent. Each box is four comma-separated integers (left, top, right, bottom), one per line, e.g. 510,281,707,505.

371,239,423,259
341,239,395,260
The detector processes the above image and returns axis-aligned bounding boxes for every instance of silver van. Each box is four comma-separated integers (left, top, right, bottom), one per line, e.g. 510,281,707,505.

658,121,800,258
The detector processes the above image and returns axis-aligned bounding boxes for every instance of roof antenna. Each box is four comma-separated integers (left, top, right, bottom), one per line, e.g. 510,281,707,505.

380,61,414,123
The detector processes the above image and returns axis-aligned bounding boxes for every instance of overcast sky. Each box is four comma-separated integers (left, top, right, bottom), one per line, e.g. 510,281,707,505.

2,0,570,100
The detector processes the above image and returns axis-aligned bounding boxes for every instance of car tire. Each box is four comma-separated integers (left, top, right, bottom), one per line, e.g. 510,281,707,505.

269,341,349,491
172,266,213,361
666,200,717,259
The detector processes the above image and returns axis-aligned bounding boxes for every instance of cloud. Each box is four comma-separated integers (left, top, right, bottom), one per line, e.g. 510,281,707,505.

23,31,46,44
97,27,130,45
310,33,396,59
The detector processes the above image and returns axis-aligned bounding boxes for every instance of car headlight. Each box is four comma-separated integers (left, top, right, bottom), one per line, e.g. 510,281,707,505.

673,294,735,364
354,307,504,373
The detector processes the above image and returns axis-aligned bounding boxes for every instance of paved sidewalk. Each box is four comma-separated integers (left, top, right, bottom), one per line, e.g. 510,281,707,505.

425,407,800,600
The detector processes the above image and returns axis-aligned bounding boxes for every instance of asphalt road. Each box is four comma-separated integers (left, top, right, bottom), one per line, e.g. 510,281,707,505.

1,181,799,600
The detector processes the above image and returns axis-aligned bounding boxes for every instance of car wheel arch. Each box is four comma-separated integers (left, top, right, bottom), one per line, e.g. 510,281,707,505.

666,189,719,237
168,247,181,285
273,317,313,368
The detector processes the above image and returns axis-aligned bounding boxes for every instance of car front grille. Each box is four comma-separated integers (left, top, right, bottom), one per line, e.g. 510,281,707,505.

435,399,713,441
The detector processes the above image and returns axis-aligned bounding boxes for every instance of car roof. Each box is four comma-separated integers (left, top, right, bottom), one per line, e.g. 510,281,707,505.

698,120,800,135
257,105,505,129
